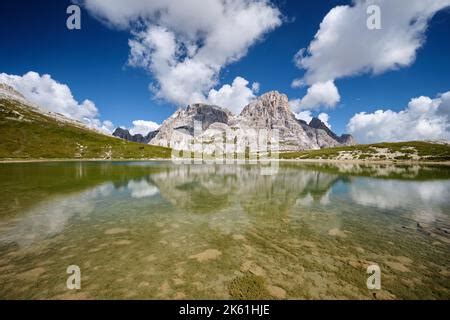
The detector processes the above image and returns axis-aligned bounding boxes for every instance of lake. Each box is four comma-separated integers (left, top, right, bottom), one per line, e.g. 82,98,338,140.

0,161,449,299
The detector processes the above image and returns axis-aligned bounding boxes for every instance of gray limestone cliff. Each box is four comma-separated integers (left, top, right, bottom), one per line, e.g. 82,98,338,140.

149,91,356,151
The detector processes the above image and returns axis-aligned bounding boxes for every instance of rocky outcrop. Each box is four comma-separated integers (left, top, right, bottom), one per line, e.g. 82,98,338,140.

149,91,356,151
309,117,355,146
149,103,231,148
237,91,333,150
113,127,134,141
145,130,159,142
309,117,338,139
112,127,159,144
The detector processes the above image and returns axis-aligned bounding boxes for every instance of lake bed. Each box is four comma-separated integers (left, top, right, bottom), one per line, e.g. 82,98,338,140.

0,161,449,299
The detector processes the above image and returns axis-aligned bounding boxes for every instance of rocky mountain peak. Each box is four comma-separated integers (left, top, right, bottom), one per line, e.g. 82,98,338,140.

239,91,294,131
309,117,329,131
240,91,290,118
112,127,133,140
184,103,230,130
309,117,338,139
259,91,289,107
112,127,159,144
148,103,230,147
309,117,356,146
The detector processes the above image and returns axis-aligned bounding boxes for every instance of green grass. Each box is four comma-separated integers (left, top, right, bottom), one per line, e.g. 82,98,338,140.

0,99,171,159
281,141,450,162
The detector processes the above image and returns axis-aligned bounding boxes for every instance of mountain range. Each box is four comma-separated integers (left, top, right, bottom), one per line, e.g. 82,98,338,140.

112,127,159,144
2,82,448,162
114,91,355,151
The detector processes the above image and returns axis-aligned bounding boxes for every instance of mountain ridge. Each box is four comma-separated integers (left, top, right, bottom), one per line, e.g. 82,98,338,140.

147,91,356,151
112,127,159,144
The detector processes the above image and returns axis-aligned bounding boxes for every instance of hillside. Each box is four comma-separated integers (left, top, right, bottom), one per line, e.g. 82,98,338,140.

0,98,171,160
280,141,450,162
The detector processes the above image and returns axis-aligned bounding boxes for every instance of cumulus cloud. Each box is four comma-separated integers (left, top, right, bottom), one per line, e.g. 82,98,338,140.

207,76,258,113
129,119,160,136
79,0,282,106
293,0,450,108
0,71,114,134
294,110,313,123
251,82,260,94
290,81,340,111
347,91,450,143
100,120,115,134
291,78,305,89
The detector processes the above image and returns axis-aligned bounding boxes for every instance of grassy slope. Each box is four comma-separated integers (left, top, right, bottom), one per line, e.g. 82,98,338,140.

0,99,171,159
281,141,450,162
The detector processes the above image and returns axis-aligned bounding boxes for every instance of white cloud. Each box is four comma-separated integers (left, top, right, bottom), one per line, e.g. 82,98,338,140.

290,81,340,111
347,91,450,143
207,76,258,113
129,119,160,136
293,0,450,108
99,120,115,134
294,110,312,123
79,0,282,106
0,71,114,134
291,78,305,89
251,82,260,94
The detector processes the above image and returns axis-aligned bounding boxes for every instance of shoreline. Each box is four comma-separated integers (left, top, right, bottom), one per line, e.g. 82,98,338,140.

0,158,173,163
1,158,450,165
278,158,450,165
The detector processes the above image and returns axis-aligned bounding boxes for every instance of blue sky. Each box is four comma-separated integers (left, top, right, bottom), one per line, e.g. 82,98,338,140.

1,0,449,141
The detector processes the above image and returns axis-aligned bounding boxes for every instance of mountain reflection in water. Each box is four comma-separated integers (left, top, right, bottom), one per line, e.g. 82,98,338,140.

0,161,448,299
